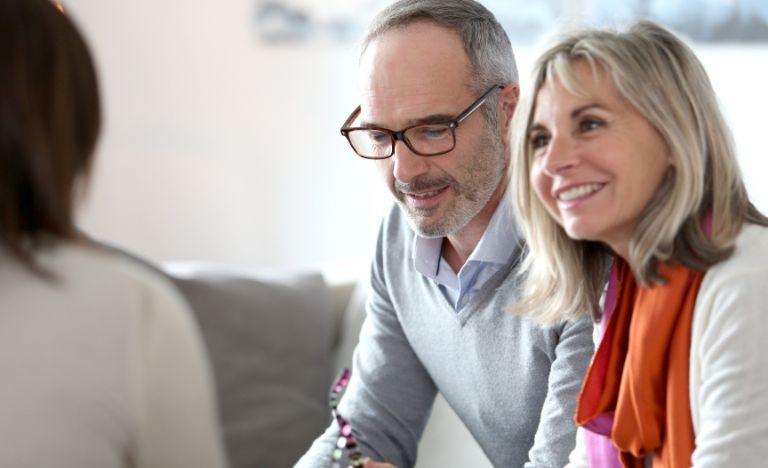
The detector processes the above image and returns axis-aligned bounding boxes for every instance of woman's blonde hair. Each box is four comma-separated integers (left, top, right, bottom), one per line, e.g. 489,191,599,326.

510,20,768,325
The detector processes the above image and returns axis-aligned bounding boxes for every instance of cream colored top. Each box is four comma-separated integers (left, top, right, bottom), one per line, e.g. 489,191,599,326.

0,242,228,468
568,223,768,467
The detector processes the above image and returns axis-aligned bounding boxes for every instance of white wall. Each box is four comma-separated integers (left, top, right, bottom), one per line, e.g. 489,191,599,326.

67,0,768,272
69,0,390,271
698,45,768,214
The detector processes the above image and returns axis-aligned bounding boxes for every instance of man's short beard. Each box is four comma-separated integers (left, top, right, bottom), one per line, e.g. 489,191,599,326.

395,126,507,238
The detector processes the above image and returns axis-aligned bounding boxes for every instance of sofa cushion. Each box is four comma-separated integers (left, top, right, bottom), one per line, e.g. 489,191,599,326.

164,263,336,468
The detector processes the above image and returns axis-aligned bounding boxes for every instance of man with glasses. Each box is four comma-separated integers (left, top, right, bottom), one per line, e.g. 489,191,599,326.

297,1,593,467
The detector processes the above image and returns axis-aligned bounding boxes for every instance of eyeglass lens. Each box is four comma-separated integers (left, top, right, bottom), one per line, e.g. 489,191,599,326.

347,124,455,158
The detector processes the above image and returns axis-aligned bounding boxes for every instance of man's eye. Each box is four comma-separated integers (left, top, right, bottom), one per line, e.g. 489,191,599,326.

412,125,451,141
367,131,391,145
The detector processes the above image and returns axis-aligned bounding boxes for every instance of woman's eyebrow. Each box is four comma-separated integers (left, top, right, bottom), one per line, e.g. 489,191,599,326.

570,103,601,119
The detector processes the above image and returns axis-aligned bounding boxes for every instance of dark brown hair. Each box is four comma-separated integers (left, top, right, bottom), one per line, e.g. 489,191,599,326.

0,0,101,269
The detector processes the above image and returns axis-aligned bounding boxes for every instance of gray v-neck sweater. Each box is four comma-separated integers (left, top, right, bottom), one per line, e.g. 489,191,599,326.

298,204,594,468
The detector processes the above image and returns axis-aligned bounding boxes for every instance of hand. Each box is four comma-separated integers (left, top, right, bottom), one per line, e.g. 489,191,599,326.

362,459,397,468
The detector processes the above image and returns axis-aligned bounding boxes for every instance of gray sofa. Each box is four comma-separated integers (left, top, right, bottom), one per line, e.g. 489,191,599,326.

163,262,359,468
161,261,491,468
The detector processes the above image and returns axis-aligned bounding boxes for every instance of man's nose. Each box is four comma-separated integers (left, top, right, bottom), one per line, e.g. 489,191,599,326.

392,140,429,182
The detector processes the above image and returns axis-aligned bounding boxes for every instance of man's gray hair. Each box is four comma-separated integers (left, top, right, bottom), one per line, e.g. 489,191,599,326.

361,0,517,99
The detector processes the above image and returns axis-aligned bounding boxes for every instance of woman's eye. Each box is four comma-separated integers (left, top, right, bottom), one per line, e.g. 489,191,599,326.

578,118,604,133
529,133,550,150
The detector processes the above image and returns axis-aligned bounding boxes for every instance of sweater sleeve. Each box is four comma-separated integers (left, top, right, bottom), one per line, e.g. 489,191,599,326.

132,280,228,468
296,218,437,468
690,255,768,467
525,315,594,468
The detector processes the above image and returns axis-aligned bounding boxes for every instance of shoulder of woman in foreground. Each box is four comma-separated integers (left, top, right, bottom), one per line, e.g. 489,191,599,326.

57,239,182,302
9,239,195,326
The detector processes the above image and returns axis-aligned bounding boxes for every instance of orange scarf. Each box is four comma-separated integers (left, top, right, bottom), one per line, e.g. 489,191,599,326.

576,258,704,467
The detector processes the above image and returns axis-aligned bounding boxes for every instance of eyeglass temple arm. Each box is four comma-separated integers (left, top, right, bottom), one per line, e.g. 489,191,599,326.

340,106,362,133
454,84,505,126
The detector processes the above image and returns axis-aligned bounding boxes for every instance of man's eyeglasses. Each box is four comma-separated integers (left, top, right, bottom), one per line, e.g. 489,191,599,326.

330,368,364,468
340,84,504,160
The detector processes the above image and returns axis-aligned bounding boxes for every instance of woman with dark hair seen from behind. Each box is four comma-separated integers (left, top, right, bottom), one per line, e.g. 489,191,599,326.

0,1,227,467
510,20,768,467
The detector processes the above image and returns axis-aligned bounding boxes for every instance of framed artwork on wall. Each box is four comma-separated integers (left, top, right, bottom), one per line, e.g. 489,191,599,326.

253,0,768,45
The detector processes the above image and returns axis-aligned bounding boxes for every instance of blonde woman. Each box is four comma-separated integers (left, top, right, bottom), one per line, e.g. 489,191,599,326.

510,21,768,467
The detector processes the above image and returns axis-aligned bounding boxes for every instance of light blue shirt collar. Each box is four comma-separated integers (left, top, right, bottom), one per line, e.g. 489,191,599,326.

411,185,520,309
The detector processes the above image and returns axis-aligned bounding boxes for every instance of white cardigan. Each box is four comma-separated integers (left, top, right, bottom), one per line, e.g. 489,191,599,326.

0,242,227,468
568,223,768,467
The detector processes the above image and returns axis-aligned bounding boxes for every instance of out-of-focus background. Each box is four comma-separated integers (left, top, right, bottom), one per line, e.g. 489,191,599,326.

66,0,768,271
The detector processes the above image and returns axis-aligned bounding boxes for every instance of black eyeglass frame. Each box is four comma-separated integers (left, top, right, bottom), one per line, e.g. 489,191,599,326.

339,84,505,160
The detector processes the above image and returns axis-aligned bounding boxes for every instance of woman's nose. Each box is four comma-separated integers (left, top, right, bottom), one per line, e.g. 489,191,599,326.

541,133,579,176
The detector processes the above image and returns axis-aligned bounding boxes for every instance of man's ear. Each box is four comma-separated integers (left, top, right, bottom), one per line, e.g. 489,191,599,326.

498,82,520,147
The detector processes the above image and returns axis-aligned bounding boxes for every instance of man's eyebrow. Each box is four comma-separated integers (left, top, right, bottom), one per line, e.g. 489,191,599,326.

359,113,457,129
